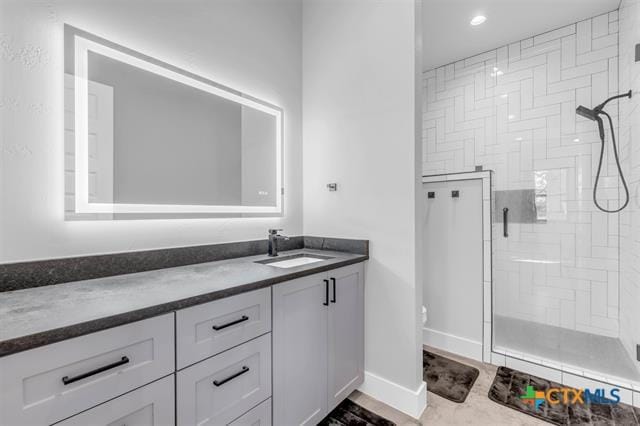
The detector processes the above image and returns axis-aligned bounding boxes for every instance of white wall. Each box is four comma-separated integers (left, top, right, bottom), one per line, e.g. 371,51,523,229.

302,0,425,416
423,12,622,338
0,0,302,262
619,0,640,374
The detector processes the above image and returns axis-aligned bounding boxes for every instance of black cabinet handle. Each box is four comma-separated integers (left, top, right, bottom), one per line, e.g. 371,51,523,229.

212,315,249,331
323,279,329,306
503,207,509,238
62,356,129,385
213,366,249,387
330,278,336,303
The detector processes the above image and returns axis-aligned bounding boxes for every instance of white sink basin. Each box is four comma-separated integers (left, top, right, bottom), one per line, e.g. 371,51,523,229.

256,254,333,268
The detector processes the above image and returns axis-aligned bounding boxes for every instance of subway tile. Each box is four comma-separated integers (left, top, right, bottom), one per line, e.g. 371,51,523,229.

590,281,608,316
592,33,618,50
591,14,609,39
608,57,618,95
508,42,520,62
422,13,628,341
547,50,561,82
591,71,609,108
560,59,608,80
548,75,591,94
561,34,576,69
534,24,575,45
576,20,592,54
577,44,617,66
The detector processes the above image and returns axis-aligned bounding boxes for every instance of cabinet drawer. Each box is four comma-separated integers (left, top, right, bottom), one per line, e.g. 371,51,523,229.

176,288,271,369
0,314,174,426
55,375,174,426
177,333,271,426
229,398,271,426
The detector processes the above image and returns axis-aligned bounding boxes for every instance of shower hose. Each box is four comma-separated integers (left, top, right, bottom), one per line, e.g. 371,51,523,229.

593,110,630,213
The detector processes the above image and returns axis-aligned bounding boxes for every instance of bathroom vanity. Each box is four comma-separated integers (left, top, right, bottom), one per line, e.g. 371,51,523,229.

0,241,367,426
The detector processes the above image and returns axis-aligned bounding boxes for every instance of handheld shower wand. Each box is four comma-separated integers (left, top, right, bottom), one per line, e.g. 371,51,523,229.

576,90,632,213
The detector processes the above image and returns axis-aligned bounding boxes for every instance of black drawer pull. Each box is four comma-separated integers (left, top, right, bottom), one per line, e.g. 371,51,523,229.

323,279,329,306
503,207,509,238
62,356,129,385
213,366,249,387
212,315,249,331
330,278,336,303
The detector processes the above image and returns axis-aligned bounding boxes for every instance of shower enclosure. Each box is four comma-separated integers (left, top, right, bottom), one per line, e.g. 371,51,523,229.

423,7,640,390
489,10,640,389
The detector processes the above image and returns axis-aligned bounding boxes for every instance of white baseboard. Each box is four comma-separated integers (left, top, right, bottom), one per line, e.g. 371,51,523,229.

423,327,483,362
358,371,427,419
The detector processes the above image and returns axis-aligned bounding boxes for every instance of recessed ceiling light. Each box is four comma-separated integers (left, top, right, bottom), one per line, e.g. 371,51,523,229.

500,94,508,99
573,138,580,142
470,15,487,26
515,137,523,141
508,114,515,120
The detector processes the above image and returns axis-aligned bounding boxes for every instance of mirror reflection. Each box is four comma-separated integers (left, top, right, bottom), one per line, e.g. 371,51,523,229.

64,25,282,219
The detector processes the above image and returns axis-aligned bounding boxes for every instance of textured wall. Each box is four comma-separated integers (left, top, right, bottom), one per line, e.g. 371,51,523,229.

0,0,302,262
423,12,621,337
619,0,640,373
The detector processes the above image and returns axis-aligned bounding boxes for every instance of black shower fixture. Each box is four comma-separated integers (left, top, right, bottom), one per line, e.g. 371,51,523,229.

576,90,632,213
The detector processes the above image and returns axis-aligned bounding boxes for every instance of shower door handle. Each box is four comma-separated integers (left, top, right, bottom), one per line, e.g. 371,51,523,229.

503,207,509,238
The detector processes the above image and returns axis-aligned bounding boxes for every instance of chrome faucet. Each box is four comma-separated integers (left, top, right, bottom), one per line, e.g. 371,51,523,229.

267,229,289,257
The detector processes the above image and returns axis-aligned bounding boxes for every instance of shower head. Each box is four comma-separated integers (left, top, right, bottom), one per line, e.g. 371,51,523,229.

576,90,633,214
576,91,632,122
576,105,599,121
576,105,605,139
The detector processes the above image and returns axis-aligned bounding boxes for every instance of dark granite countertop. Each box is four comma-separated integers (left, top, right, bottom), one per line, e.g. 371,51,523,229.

0,249,367,357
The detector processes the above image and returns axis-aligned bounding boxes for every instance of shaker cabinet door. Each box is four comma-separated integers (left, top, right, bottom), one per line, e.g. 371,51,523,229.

327,263,365,411
272,272,329,426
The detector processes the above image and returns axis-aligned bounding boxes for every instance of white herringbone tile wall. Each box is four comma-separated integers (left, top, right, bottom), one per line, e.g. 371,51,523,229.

423,12,622,337
619,0,640,373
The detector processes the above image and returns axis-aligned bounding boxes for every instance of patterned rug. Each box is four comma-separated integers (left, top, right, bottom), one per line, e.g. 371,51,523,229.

488,366,640,425
318,398,396,426
423,350,480,403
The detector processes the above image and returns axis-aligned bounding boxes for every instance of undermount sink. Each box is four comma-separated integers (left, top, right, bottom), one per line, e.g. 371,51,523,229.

255,254,333,268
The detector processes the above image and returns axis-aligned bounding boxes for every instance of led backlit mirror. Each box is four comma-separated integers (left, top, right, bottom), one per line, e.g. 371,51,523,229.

64,25,283,219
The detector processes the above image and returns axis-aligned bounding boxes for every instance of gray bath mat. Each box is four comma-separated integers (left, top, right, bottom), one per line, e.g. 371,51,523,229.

319,398,396,426
488,366,640,425
423,350,479,403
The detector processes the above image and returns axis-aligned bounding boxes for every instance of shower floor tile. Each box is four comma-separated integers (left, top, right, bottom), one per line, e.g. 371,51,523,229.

494,315,640,385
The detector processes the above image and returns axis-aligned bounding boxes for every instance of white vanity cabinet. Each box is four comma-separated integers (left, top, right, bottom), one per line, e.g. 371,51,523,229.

0,313,175,426
228,399,272,426
327,264,365,411
272,263,364,425
176,287,271,369
176,333,271,426
54,375,175,426
0,261,365,426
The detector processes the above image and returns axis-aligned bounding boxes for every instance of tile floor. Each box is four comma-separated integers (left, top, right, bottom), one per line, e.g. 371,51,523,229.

349,346,549,425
